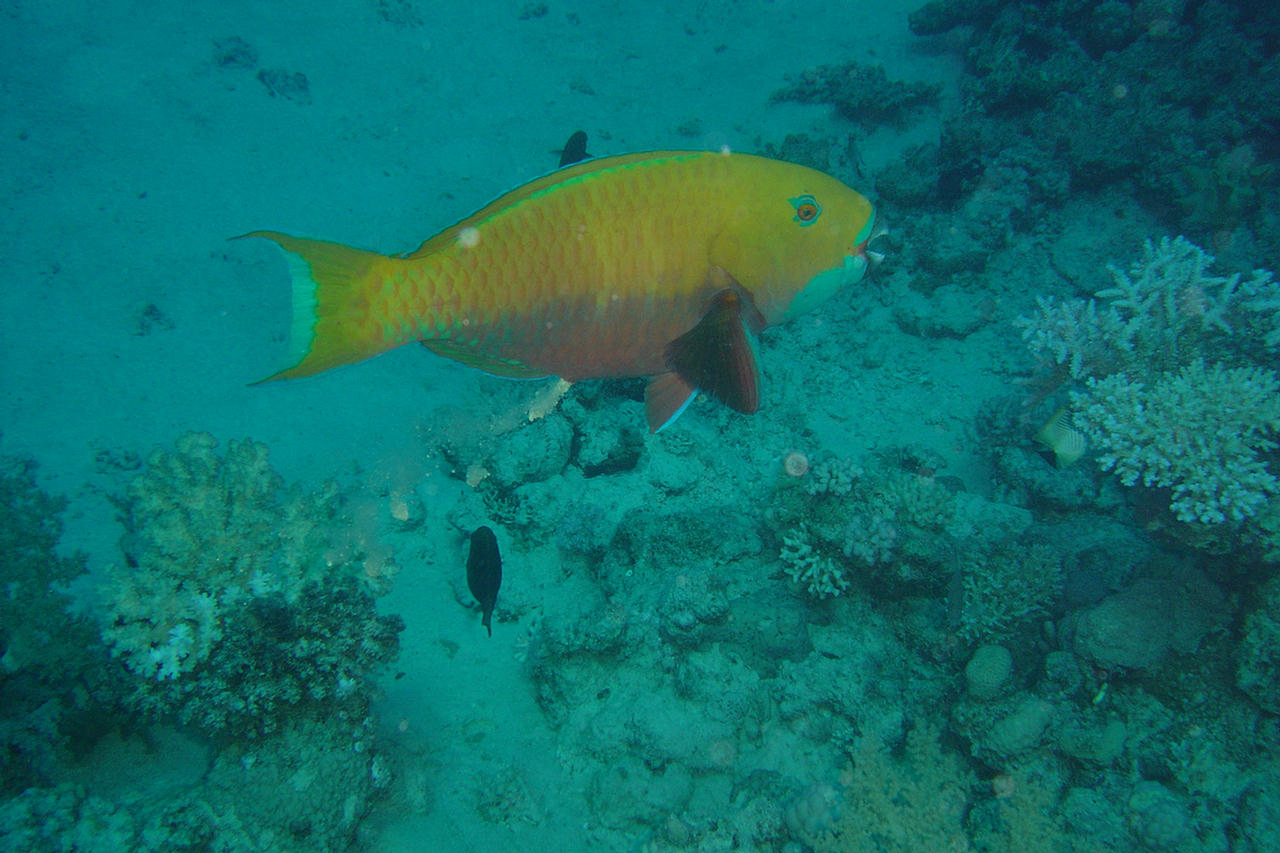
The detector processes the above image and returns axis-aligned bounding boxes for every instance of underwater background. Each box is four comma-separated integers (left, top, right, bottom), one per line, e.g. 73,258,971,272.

2,0,1279,850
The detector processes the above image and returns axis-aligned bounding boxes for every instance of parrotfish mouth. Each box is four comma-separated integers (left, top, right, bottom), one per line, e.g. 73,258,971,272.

856,215,890,273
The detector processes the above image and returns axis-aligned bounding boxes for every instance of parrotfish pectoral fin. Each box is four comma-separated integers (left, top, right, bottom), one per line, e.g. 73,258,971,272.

663,288,762,418
644,372,697,433
235,230,389,383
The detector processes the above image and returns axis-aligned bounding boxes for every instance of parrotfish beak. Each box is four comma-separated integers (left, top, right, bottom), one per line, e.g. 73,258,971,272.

852,216,889,275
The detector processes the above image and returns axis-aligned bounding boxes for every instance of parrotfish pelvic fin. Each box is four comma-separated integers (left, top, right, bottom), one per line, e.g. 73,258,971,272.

655,285,762,431
645,372,698,433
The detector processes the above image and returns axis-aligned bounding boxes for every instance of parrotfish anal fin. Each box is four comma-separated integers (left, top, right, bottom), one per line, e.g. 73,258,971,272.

664,288,762,417
644,372,697,433
420,339,547,379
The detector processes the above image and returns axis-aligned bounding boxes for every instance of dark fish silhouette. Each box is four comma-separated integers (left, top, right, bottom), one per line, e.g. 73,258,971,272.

557,130,591,166
466,526,502,636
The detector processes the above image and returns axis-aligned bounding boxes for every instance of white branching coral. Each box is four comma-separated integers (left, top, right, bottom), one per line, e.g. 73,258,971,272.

1014,295,1135,378
781,524,850,598
1071,359,1280,524
1016,236,1273,377
1098,235,1243,339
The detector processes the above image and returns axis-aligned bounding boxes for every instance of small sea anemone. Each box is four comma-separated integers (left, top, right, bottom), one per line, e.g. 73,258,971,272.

783,451,809,477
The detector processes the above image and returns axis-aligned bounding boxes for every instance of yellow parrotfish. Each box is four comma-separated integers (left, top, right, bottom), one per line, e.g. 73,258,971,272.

242,150,879,431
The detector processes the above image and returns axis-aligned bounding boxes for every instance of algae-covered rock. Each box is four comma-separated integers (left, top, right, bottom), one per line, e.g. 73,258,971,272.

985,697,1056,759
1072,568,1225,672
1127,781,1193,850
1237,576,1280,713
965,644,1013,701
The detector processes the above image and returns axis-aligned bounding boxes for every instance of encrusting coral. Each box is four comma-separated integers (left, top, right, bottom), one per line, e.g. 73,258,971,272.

100,432,403,737
792,724,973,853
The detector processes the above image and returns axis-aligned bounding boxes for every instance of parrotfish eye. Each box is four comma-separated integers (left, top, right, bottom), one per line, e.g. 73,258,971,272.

790,194,821,226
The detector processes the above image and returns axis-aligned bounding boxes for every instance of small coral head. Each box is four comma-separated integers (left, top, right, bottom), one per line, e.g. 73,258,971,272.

783,451,809,477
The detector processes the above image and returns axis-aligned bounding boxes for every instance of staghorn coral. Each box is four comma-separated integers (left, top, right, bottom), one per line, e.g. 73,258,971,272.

1071,359,1280,523
956,540,1063,643
1016,236,1273,379
1014,294,1135,380
100,432,403,738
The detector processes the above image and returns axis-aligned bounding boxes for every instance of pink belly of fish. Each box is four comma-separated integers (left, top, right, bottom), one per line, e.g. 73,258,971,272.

469,292,698,381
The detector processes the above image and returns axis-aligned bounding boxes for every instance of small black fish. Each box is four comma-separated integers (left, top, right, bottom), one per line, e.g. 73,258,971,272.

556,130,591,167
466,526,502,636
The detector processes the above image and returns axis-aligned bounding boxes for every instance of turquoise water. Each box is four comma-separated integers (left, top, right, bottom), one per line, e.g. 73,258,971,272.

2,1,1278,851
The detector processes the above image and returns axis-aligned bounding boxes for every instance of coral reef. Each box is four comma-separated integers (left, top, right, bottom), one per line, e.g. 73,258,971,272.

794,725,973,853
100,432,403,738
905,0,1280,261
954,539,1063,643
769,453,971,600
1069,568,1227,672
0,719,389,853
1013,238,1280,528
0,456,92,678
1179,144,1276,233
1015,237,1268,380
0,456,117,795
1072,359,1280,523
771,61,941,129
1236,576,1280,713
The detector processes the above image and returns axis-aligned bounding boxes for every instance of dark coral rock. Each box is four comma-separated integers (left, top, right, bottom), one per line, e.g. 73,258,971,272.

710,587,812,677
213,36,257,69
771,61,941,129
875,144,941,207
909,0,1002,36
257,69,311,104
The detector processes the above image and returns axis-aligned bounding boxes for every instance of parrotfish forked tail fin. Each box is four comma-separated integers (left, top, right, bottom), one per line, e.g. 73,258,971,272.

235,230,393,383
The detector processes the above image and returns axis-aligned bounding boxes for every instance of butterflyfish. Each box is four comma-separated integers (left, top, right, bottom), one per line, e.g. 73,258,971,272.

466,526,502,637
1034,406,1087,468
241,150,879,431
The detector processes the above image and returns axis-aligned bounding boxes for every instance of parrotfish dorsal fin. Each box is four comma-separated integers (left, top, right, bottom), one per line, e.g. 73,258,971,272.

663,287,761,418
